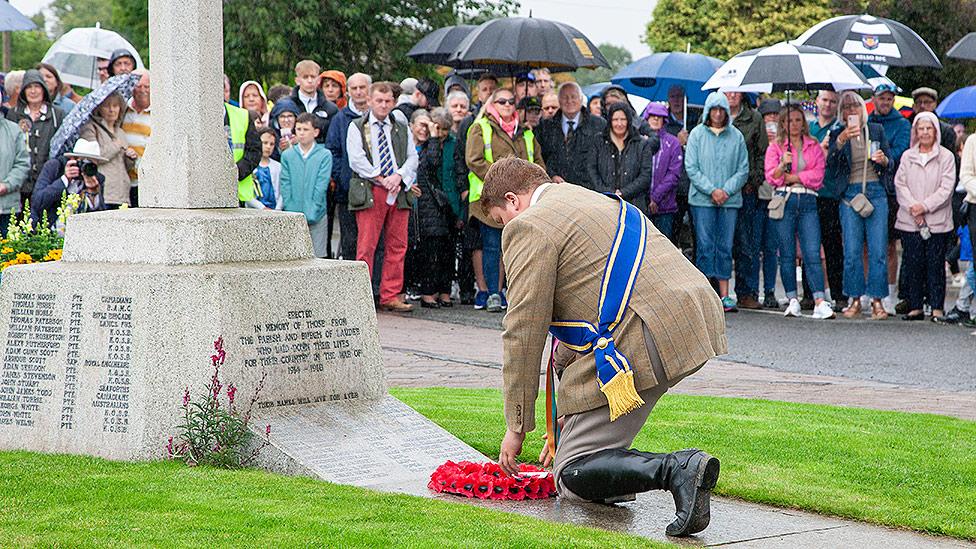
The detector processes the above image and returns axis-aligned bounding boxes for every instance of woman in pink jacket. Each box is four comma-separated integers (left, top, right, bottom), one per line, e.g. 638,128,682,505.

894,111,956,322
764,105,833,319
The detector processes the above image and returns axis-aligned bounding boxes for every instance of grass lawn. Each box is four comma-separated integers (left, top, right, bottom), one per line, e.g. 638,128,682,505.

0,451,664,548
391,388,976,540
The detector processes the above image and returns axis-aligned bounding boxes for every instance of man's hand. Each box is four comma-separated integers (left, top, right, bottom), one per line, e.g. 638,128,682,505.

499,429,525,477
82,174,99,191
648,200,659,215
410,185,422,197
677,129,689,146
65,159,80,180
382,173,403,192
538,417,564,468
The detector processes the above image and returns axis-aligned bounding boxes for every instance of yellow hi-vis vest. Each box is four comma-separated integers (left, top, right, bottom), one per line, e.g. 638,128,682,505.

467,117,535,203
225,103,256,202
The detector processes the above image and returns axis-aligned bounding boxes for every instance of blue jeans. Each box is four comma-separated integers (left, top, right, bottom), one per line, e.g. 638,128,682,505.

733,192,759,297
773,193,825,300
481,224,502,295
651,213,674,240
756,199,778,294
692,206,738,280
839,182,889,299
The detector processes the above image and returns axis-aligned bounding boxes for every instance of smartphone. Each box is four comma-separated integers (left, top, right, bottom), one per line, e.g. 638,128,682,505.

765,122,777,136
281,128,293,138
847,114,859,129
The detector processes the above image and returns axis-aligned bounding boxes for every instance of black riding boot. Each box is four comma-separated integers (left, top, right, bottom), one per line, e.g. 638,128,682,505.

560,448,720,537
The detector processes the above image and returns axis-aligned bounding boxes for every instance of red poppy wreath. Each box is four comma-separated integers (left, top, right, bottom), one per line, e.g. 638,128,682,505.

428,461,556,500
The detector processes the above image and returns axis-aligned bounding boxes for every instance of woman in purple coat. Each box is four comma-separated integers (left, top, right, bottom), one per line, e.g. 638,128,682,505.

644,102,683,239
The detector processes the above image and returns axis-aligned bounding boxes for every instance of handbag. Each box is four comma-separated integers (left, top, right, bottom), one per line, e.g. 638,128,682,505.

767,193,786,220
843,134,875,219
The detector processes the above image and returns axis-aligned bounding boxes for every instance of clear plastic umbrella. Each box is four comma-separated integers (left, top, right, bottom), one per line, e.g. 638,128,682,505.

41,23,144,90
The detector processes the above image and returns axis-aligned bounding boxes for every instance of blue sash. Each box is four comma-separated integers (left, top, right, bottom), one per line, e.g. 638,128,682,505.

548,195,647,422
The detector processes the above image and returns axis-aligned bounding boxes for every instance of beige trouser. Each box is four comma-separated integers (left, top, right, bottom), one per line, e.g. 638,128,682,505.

553,325,698,501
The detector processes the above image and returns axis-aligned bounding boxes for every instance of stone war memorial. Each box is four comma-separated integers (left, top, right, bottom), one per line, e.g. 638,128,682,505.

0,0,482,496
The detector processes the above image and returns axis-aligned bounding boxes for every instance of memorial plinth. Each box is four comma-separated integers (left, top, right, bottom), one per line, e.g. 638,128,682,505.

0,0,485,495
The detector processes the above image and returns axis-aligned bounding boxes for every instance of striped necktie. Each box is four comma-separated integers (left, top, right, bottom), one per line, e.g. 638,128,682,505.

376,121,395,177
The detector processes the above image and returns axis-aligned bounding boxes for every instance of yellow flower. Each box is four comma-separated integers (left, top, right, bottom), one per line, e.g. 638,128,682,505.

0,247,12,254
43,249,63,262
15,252,32,263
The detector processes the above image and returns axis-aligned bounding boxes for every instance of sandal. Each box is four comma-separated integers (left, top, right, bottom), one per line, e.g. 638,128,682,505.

842,299,862,319
870,300,888,320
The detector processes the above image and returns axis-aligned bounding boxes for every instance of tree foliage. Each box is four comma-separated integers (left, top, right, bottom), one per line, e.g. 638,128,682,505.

645,0,976,98
646,0,833,60
102,0,518,88
9,15,52,71
49,0,115,37
573,43,633,87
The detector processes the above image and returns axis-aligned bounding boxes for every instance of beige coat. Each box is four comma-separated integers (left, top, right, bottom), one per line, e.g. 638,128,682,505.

79,118,135,205
501,183,727,432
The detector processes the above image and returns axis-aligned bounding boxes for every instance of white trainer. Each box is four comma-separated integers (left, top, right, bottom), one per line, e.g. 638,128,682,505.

812,301,836,320
784,298,802,317
881,295,897,315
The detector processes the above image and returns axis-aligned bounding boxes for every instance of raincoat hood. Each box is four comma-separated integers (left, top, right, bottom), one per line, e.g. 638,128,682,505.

107,48,137,76
909,111,942,151
444,72,471,98
600,84,634,115
238,80,268,114
18,69,52,105
319,70,347,109
269,97,301,132
700,91,731,127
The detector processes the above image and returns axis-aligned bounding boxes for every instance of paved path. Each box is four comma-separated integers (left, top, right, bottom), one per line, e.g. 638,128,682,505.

377,311,975,547
379,314,976,421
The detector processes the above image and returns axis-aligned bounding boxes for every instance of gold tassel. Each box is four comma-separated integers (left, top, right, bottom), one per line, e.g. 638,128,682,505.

601,371,645,421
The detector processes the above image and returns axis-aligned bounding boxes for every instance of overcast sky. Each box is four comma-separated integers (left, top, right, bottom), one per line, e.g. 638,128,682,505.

9,0,657,60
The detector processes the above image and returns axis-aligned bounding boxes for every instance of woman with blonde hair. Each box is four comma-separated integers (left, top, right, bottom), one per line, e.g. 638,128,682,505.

238,81,269,127
825,91,893,319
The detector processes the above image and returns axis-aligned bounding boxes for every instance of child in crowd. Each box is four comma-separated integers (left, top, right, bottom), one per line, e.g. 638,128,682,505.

253,127,283,210
280,113,332,258
291,59,337,143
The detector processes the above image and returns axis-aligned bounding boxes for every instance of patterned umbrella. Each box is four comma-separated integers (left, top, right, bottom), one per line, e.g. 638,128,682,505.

795,14,942,69
49,73,140,159
702,42,870,94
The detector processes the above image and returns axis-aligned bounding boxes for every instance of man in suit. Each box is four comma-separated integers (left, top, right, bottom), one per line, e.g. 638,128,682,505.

482,157,727,537
535,81,605,188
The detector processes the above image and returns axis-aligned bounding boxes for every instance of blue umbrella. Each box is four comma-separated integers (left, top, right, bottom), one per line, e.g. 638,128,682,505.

0,2,36,32
611,52,724,106
936,86,976,119
581,81,610,100
49,73,140,159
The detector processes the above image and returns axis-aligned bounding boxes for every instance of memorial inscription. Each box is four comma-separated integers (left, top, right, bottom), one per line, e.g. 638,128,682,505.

240,309,367,410
0,293,62,427
90,296,133,433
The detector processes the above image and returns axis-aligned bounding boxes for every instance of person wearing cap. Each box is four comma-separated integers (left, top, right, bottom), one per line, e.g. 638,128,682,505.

107,48,137,77
536,81,605,188
5,69,64,207
517,97,542,130
319,70,347,110
443,71,470,101
0,111,29,235
32,139,108,227
514,73,536,104
868,82,911,315
395,77,439,124
911,87,957,164
643,102,683,240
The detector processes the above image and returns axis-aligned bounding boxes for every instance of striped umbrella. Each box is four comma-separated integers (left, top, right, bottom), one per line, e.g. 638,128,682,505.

701,42,870,94
795,14,942,69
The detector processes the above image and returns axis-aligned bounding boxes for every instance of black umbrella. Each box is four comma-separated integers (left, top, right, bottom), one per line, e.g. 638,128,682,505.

446,17,609,74
795,14,941,68
407,25,477,66
947,33,976,62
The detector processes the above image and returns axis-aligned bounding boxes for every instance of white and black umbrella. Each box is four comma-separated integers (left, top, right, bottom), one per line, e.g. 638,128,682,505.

701,42,870,94
947,33,976,62
795,14,941,68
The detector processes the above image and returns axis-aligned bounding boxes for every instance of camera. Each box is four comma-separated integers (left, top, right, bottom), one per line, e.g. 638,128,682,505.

77,159,98,178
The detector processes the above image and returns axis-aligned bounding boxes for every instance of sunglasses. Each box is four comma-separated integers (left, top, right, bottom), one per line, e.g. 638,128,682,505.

494,98,516,106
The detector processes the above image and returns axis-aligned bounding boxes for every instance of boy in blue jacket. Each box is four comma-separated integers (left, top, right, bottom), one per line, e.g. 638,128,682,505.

280,113,333,257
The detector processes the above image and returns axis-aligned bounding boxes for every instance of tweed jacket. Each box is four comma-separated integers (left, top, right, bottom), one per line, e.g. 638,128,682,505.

501,183,727,433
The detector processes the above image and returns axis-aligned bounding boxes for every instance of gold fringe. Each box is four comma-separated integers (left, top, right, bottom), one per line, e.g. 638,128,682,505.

601,371,645,421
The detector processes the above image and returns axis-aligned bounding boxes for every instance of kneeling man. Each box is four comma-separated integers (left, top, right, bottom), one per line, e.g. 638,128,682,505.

484,157,728,536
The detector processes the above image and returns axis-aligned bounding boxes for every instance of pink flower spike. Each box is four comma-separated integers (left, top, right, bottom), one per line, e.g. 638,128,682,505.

227,384,237,404
265,424,272,437
182,388,190,407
